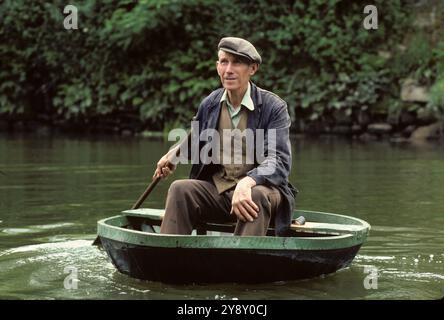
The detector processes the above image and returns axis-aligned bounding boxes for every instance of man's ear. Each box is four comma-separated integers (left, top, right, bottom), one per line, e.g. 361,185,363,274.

216,61,221,76
249,63,259,76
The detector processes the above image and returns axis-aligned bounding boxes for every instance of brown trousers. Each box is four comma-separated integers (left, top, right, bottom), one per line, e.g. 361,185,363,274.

160,179,281,236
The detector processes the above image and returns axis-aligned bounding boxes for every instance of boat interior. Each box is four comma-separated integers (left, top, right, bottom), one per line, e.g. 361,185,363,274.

121,215,355,238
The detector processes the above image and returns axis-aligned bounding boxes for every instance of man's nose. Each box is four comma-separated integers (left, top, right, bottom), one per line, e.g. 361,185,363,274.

225,62,234,73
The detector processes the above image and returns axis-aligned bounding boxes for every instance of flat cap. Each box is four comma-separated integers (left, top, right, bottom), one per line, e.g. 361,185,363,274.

218,37,262,64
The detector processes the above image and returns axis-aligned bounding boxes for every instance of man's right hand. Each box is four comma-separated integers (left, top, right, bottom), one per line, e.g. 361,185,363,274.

153,154,177,179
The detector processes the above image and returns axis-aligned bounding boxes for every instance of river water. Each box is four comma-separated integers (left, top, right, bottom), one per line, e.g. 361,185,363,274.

0,134,443,300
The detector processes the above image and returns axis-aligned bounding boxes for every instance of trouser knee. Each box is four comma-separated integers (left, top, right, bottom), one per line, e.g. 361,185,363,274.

251,186,272,215
168,179,190,198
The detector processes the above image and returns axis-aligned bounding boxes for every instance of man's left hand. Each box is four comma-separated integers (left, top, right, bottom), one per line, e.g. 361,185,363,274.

231,177,259,222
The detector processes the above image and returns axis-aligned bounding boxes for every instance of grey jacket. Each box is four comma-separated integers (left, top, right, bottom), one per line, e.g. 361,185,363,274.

189,81,298,236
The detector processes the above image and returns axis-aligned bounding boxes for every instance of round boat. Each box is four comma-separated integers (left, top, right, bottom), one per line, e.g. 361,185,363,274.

96,208,370,284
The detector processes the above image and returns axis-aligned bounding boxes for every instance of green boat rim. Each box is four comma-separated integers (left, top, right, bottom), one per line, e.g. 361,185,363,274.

97,208,370,251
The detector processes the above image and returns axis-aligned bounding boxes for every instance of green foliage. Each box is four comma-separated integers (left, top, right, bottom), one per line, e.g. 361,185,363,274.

428,78,444,120
433,41,444,76
391,32,435,84
426,40,444,123
0,0,429,130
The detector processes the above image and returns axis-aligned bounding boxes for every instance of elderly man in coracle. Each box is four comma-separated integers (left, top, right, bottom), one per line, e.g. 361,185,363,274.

154,37,297,236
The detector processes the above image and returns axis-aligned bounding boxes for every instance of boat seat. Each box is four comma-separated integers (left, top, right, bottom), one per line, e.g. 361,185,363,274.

122,209,361,236
289,222,362,235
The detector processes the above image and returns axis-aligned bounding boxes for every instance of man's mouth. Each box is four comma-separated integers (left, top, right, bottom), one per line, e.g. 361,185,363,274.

225,78,236,81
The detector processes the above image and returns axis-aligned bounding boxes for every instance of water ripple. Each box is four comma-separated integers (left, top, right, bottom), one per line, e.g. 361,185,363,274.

0,223,79,236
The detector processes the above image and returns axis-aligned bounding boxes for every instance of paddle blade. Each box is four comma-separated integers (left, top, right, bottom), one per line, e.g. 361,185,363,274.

92,236,102,246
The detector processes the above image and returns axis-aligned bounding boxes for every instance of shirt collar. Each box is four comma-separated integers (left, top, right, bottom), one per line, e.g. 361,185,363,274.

220,82,254,111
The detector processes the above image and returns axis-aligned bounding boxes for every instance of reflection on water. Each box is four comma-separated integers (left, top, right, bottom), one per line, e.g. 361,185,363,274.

0,134,443,299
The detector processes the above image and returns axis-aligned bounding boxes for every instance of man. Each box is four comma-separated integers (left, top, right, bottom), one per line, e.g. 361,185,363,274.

154,37,297,236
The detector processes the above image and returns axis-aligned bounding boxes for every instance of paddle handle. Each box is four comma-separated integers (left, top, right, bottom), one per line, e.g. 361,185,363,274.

131,133,190,209
131,176,161,209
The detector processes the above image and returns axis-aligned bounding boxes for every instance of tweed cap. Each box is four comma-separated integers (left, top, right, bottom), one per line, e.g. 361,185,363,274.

218,37,262,64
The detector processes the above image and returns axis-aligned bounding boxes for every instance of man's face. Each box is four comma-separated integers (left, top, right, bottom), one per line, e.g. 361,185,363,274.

216,50,258,92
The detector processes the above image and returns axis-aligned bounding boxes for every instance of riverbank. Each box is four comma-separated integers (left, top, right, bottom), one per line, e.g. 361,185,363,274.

1,116,442,144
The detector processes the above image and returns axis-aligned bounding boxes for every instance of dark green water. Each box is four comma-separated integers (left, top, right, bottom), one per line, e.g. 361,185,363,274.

0,134,443,299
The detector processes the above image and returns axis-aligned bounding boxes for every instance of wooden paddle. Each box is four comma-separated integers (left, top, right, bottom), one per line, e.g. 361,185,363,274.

131,176,161,210
93,131,193,246
92,176,161,246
